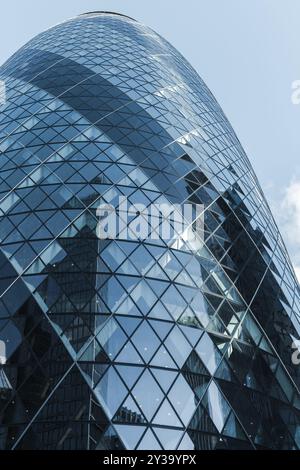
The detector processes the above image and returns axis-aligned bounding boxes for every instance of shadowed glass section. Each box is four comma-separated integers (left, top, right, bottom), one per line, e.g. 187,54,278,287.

0,12,299,450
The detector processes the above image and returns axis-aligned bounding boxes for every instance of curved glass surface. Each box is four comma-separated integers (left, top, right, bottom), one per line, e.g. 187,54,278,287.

0,12,299,450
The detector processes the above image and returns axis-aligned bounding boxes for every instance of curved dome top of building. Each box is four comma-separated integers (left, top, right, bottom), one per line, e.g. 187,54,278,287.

78,11,137,21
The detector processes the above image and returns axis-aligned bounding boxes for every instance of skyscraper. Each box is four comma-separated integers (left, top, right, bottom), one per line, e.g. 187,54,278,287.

0,11,299,450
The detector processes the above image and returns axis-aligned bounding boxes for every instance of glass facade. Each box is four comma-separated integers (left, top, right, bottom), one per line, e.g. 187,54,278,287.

0,11,299,450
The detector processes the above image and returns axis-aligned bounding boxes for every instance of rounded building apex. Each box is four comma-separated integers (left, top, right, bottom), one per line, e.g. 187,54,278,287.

78,11,136,21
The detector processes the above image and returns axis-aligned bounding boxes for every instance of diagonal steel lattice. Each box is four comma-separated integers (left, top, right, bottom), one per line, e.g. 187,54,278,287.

0,12,299,450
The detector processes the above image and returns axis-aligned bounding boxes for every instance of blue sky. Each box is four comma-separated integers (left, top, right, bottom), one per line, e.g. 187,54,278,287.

0,0,300,275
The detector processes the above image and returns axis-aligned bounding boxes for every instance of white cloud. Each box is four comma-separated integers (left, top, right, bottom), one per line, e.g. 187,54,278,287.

294,266,300,283
277,179,300,283
0,80,6,106
281,180,300,244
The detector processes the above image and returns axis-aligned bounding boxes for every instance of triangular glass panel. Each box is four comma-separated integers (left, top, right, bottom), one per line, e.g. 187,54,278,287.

113,395,146,425
151,369,178,393
152,398,183,427
222,412,247,441
115,365,143,390
150,345,178,369
153,427,184,450
114,425,146,450
137,429,162,450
